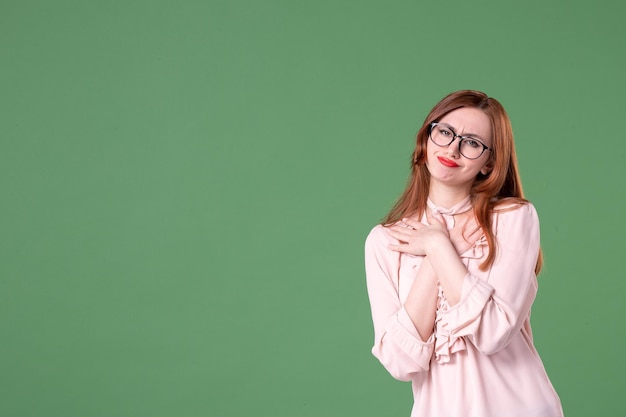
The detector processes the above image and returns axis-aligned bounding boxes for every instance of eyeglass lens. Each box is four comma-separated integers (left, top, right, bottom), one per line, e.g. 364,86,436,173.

430,125,487,159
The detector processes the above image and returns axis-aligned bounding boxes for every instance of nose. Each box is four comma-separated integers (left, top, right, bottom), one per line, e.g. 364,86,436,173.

445,135,461,157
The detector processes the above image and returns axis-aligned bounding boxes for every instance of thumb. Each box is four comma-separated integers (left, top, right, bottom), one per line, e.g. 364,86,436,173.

427,210,445,225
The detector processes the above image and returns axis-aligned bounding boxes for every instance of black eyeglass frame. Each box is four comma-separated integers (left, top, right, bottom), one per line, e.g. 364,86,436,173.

428,122,493,160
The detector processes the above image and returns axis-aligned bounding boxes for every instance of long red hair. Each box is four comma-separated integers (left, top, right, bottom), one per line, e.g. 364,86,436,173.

382,90,542,274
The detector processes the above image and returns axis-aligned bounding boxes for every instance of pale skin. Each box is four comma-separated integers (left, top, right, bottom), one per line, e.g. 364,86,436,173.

387,107,493,341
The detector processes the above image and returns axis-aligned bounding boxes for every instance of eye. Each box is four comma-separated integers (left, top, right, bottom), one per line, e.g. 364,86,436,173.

463,138,481,148
438,127,453,137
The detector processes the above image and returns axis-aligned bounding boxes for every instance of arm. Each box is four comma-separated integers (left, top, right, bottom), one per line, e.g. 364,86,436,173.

435,203,541,355
387,203,541,356
403,258,439,341
423,236,466,305
365,226,436,381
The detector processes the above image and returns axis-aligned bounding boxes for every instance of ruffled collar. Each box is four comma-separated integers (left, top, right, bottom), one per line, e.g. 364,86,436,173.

426,196,473,229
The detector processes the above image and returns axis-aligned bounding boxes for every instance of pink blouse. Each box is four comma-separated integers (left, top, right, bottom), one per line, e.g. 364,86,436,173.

365,203,563,417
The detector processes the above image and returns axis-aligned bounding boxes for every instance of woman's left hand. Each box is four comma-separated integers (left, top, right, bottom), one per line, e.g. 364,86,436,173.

387,213,449,256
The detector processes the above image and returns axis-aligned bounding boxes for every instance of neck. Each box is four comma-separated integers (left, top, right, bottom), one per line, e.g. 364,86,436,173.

428,184,472,209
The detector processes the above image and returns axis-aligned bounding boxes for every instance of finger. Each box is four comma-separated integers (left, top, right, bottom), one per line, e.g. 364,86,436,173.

388,243,408,253
400,217,423,229
387,228,412,243
389,223,417,235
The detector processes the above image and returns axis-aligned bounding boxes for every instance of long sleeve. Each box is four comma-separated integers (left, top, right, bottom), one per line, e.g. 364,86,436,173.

365,225,435,381
436,203,540,356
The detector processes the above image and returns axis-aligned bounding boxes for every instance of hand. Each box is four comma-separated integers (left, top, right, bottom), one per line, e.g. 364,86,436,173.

447,216,483,255
387,212,450,256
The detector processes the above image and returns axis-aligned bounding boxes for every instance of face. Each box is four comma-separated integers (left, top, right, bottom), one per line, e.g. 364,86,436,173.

425,107,493,191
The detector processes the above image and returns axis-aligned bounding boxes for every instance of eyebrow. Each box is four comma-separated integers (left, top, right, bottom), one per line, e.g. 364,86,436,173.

439,123,485,140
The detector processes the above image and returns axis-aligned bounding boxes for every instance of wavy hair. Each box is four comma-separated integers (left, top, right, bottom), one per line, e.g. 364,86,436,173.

382,90,542,274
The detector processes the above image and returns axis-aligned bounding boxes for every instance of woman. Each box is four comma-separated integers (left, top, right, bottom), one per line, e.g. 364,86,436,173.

365,90,563,417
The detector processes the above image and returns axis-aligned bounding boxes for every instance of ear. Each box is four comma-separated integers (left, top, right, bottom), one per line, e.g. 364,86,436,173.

480,161,493,176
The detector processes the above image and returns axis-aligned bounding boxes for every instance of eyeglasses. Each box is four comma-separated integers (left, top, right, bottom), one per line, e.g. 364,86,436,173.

429,122,492,160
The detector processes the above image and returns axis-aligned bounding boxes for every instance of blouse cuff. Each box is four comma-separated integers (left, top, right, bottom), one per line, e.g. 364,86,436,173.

385,307,435,369
439,273,494,332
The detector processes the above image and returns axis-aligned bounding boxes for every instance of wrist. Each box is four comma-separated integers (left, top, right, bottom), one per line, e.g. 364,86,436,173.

424,233,453,257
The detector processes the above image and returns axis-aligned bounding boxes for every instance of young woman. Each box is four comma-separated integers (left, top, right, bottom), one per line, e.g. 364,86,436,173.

365,90,563,417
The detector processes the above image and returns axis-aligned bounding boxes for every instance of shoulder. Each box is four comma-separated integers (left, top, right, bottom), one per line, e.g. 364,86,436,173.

365,224,393,248
492,198,538,218
365,223,405,257
491,199,540,233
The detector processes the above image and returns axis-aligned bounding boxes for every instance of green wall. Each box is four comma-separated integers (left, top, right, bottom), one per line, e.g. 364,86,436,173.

2,0,625,416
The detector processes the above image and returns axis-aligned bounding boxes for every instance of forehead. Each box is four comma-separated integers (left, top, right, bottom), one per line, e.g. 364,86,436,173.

438,107,492,141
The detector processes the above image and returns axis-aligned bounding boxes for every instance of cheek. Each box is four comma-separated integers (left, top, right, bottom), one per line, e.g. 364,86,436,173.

424,150,436,168
425,143,437,161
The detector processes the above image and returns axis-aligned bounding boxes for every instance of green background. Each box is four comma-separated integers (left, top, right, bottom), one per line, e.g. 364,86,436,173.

2,0,625,416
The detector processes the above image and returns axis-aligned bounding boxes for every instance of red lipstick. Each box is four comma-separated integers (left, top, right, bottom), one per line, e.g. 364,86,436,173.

437,156,459,167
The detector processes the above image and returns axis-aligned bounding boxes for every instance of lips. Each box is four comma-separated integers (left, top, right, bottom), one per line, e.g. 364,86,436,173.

437,156,460,167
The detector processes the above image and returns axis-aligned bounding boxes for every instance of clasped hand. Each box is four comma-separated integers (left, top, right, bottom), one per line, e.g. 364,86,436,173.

387,212,449,256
